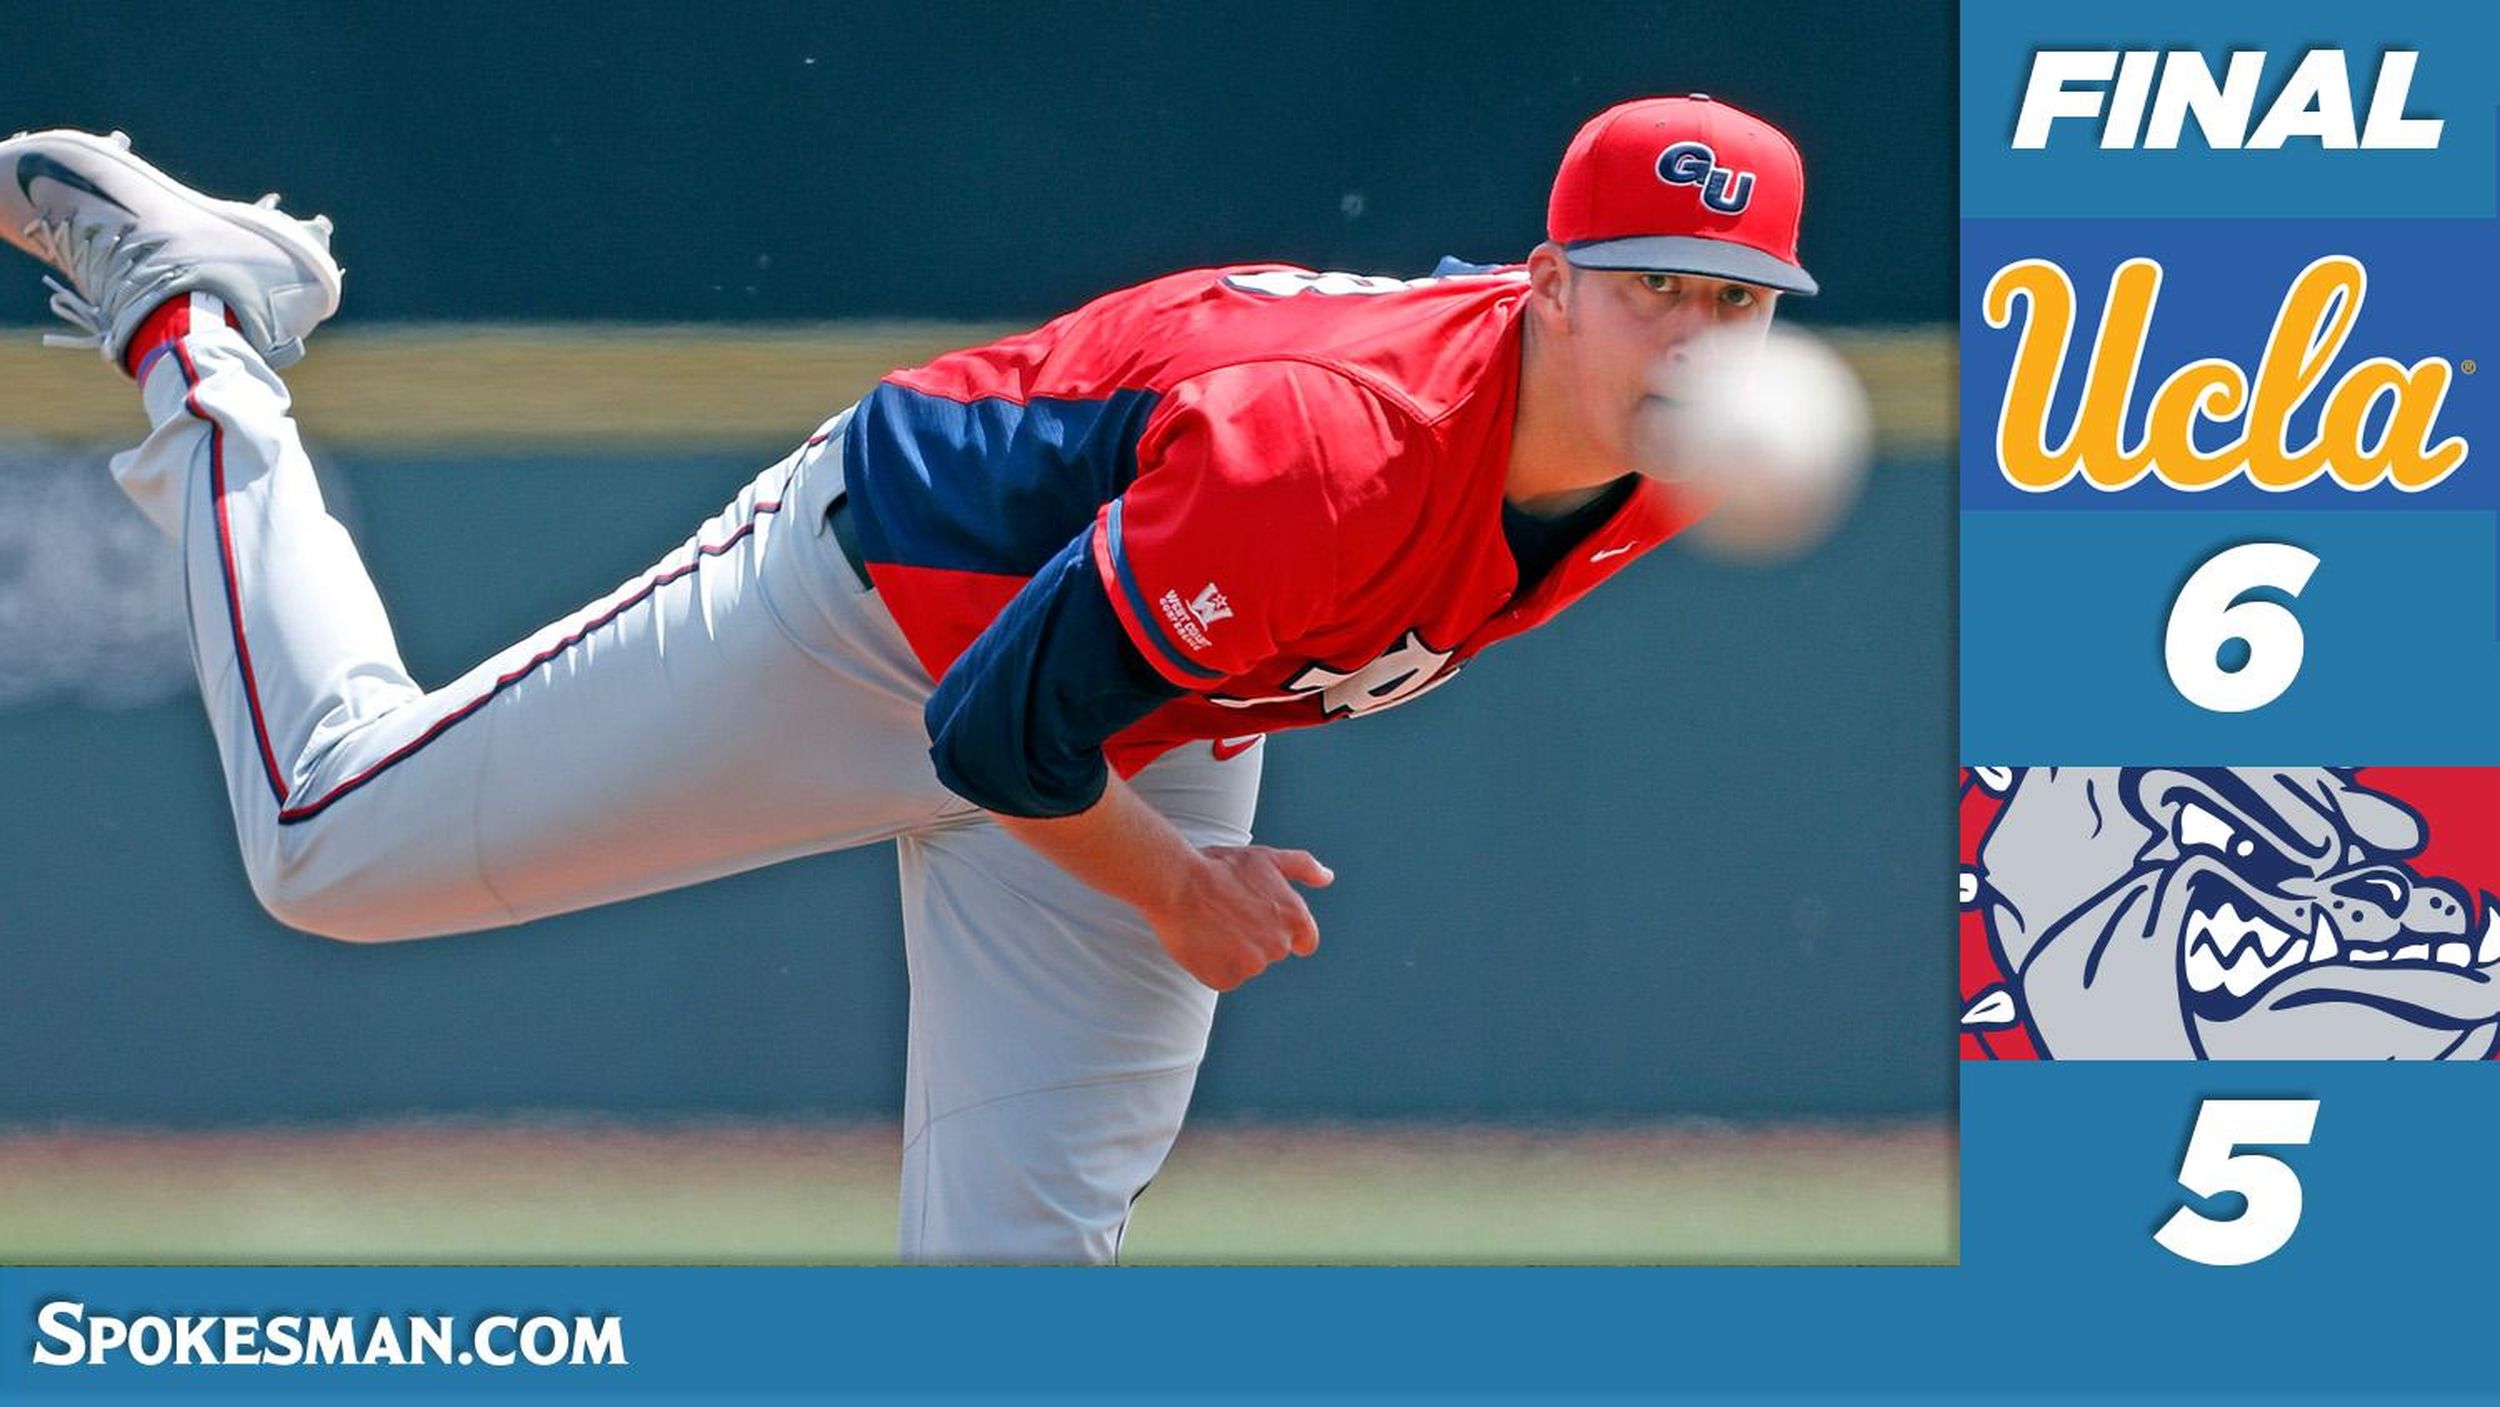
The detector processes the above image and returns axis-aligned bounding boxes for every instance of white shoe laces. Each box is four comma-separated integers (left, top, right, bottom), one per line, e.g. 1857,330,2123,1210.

22,214,190,362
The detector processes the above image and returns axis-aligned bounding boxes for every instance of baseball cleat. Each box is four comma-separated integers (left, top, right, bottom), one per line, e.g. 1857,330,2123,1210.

0,128,342,369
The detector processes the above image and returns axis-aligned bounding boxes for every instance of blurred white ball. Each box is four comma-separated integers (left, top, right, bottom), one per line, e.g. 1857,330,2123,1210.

1633,325,1874,561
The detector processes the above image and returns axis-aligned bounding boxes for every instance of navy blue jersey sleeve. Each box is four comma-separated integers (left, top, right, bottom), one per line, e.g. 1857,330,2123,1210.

924,526,1187,818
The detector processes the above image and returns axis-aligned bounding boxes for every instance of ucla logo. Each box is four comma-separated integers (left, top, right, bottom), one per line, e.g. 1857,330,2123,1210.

1984,255,2468,492
1656,141,1753,214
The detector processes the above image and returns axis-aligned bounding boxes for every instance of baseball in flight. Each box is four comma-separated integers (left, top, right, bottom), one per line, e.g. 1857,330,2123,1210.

1636,324,1872,559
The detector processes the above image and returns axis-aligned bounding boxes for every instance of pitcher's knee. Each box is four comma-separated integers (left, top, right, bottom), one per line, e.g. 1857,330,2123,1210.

248,872,417,943
897,1070,1197,1265
901,1124,1131,1265
239,836,479,944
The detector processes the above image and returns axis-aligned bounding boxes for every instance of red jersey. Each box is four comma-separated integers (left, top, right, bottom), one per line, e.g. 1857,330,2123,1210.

840,264,1704,775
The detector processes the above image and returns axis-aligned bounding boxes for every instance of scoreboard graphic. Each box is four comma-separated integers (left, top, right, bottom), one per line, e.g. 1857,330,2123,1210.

1953,0,2500,1349
1961,4,2500,1064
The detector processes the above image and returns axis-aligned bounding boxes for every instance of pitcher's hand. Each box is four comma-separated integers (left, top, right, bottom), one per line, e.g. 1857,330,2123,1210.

1144,845,1335,991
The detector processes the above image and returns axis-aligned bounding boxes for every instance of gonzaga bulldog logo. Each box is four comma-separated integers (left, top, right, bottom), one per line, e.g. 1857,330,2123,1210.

1961,767,2500,1059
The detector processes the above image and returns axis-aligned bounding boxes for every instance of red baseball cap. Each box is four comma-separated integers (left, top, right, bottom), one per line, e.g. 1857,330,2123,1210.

1547,94,1816,296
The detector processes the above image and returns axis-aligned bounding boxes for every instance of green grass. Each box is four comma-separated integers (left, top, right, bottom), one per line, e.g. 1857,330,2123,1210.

0,1121,1953,1265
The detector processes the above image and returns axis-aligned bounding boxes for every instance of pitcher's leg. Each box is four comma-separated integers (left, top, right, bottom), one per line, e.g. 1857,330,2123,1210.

899,1063,1201,1263
125,319,954,939
894,740,1264,1263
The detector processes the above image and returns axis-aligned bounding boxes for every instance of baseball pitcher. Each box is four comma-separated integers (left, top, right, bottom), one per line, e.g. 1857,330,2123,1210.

0,95,1819,1262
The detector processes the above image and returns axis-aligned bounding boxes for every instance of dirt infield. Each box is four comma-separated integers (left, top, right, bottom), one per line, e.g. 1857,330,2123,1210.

0,1120,1953,1265
0,324,1950,456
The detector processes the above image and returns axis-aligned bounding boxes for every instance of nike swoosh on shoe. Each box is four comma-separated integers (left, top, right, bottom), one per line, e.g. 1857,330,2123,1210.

15,152,133,215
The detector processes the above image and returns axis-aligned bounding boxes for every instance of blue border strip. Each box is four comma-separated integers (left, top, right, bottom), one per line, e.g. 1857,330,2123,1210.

7,1064,2494,1398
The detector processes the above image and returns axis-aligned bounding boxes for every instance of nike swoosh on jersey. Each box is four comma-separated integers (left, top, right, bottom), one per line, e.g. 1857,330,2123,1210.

1211,735,1263,761
16,153,134,214
1589,543,1636,562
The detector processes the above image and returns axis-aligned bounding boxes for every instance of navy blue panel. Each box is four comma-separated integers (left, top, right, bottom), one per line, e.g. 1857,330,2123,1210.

1101,499,1225,683
924,526,1185,818
842,383,1163,576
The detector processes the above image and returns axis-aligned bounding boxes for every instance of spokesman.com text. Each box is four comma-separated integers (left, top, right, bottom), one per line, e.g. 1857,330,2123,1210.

31,1301,627,1368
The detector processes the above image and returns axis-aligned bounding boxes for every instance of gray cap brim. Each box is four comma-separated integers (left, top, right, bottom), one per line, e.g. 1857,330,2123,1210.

1563,235,1818,296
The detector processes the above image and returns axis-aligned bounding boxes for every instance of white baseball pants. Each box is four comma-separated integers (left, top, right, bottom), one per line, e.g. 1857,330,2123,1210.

114,306,1259,1263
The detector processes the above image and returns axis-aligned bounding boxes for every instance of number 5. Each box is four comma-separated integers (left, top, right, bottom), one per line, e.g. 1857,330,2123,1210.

2155,1098,2319,1266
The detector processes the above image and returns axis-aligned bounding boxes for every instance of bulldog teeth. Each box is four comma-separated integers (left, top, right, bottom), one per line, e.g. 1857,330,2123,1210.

1961,987,2018,1026
2185,940,2229,994
2304,915,2481,971
2246,936,2305,994
2192,900,2293,962
2204,940,2290,997
2212,902,2245,954
2187,899,2311,995
2185,888,2498,989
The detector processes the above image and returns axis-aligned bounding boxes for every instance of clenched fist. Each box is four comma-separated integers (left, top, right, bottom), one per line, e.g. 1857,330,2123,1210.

1143,845,1336,991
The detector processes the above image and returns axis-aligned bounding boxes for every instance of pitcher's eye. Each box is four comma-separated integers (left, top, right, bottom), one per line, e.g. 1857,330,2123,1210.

1720,284,1757,309
1639,272,1678,294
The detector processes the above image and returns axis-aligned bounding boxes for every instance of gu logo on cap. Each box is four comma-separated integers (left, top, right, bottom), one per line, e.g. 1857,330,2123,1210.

1546,94,1817,295
1656,140,1754,214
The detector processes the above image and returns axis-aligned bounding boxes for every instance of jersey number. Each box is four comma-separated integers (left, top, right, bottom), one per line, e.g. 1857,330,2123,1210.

1213,630,1459,717
1222,270,1427,298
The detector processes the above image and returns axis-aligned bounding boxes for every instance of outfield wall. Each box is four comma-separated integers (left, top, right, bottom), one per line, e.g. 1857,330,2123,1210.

0,0,1952,332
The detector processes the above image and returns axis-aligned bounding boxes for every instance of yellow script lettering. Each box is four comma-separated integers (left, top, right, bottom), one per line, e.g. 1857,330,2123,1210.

1985,255,2466,492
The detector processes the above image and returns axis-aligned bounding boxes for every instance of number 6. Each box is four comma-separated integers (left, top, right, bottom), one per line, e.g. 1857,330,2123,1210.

2163,542,2319,713
2155,1098,2319,1266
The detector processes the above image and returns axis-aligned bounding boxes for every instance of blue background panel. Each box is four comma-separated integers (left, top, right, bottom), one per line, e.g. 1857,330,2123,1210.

1962,509,2500,761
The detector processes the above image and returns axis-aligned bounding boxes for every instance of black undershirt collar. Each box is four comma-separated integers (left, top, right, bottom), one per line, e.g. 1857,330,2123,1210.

1500,474,1641,596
